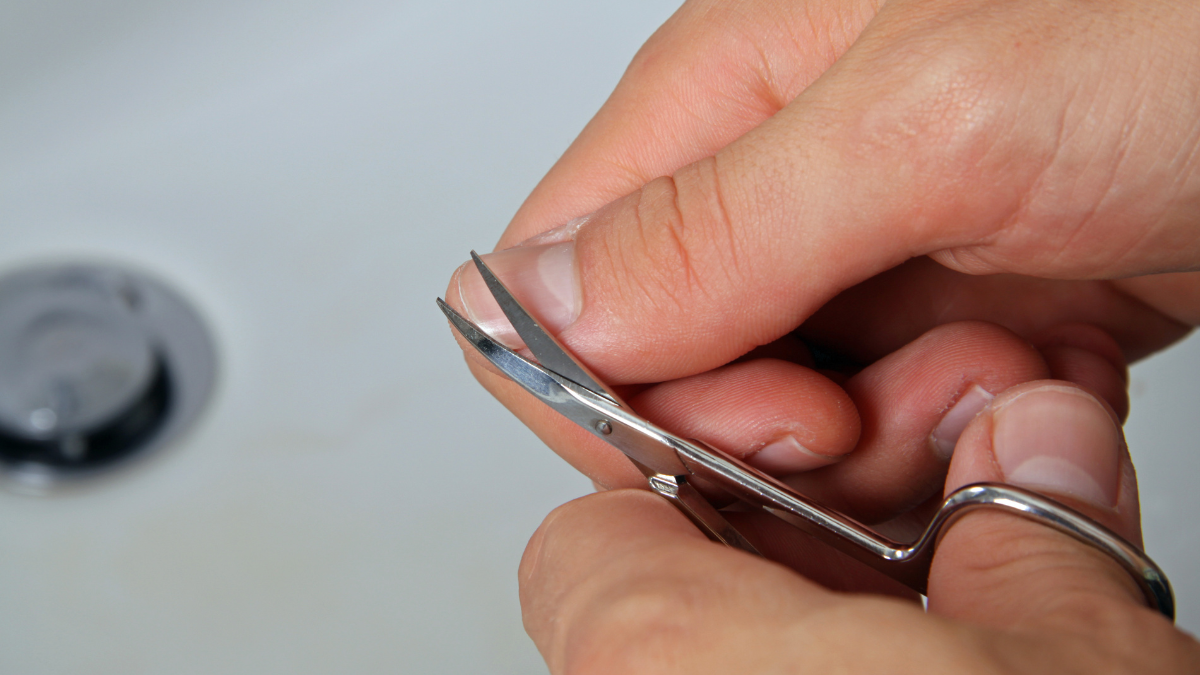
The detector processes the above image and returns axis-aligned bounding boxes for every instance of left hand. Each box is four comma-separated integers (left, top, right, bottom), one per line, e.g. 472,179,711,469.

443,0,1196,508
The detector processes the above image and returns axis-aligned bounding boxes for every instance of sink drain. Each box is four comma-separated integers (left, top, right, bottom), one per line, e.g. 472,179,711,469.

0,262,216,489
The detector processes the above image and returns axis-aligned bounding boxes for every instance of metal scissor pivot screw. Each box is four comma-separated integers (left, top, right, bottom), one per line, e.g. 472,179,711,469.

595,420,612,435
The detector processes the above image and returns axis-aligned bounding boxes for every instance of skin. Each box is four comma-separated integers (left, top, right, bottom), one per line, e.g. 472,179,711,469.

443,0,1200,670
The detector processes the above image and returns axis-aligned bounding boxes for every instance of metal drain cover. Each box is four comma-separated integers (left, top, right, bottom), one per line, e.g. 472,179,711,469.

0,263,215,488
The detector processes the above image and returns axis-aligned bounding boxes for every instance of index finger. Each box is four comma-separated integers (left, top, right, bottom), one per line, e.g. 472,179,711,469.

519,490,929,674
455,0,1200,387
494,0,879,247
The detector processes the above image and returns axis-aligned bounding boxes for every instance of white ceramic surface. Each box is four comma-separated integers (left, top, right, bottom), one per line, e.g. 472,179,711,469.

0,2,1195,673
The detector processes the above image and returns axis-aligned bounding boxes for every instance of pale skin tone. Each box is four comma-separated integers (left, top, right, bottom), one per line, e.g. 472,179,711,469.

445,0,1200,670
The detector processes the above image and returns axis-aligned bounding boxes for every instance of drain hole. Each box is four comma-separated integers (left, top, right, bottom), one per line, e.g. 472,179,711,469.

0,262,215,488
0,359,171,471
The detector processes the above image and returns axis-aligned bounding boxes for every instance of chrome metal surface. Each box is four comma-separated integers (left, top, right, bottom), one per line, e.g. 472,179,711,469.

438,299,689,477
648,473,761,553
469,250,614,400
0,275,155,440
676,438,1174,616
0,262,216,490
932,484,1174,619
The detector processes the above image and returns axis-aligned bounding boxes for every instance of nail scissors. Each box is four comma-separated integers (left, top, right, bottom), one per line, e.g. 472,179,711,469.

437,252,1174,620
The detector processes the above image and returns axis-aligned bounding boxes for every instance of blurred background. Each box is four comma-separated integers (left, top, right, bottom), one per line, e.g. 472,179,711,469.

0,1,1194,673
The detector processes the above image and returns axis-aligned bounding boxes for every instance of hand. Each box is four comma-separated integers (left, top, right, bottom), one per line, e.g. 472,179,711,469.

440,0,1200,666
445,0,1200,500
519,382,1200,673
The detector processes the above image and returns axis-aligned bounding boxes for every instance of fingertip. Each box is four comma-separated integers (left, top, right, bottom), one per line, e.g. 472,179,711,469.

519,490,711,637
1031,323,1128,377
630,359,861,475
1038,345,1130,421
947,381,1130,514
928,384,995,462
520,491,676,593
932,381,1148,626
450,243,582,351
1030,324,1129,420
795,320,1047,521
519,501,557,591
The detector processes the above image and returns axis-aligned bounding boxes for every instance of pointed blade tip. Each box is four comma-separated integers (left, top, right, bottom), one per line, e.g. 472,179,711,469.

434,296,456,319
461,250,615,399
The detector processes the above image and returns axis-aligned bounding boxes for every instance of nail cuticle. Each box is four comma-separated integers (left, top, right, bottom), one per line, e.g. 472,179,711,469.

518,213,593,247
748,435,839,473
930,384,995,461
454,243,582,348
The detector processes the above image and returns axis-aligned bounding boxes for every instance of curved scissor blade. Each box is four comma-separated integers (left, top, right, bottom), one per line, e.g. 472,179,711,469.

469,251,615,402
437,298,604,427
439,297,692,478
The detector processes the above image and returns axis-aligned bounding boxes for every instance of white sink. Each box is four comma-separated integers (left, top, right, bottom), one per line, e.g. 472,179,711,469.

0,2,1194,673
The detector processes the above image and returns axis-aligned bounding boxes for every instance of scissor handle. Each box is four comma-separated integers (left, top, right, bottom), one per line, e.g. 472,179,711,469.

668,438,1175,621
926,483,1173,619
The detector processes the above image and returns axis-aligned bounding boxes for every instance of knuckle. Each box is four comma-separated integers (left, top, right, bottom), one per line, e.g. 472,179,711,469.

604,168,745,318
636,175,700,311
927,245,1010,275
854,43,1011,175
585,176,686,318
835,26,1054,246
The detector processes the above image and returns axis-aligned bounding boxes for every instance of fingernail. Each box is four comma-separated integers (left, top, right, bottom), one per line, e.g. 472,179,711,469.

749,436,837,474
991,385,1121,508
455,242,581,348
518,213,593,246
930,385,994,461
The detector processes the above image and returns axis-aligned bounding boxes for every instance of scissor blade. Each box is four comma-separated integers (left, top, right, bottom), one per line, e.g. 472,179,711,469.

440,297,695,478
438,297,608,427
469,251,614,400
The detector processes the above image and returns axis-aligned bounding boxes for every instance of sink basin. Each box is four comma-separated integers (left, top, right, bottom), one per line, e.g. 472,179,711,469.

0,2,1195,673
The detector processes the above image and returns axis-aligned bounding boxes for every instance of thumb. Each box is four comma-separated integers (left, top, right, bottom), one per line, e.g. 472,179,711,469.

929,380,1159,630
450,0,1200,385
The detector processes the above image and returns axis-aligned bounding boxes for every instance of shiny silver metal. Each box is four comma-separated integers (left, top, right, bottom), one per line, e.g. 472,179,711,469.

437,255,1175,621
0,262,217,491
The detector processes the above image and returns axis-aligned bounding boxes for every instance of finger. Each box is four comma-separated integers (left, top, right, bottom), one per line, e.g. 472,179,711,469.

454,0,1200,386
445,0,880,350
798,257,1190,365
930,381,1155,630
1030,323,1130,421
1113,271,1200,328
783,321,1051,523
460,348,858,490
498,0,881,247
519,490,817,674
469,318,1039,493
521,428,1200,673
629,321,1051,517
520,490,964,674
629,358,861,475
470,315,1122,504
631,322,1130,528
